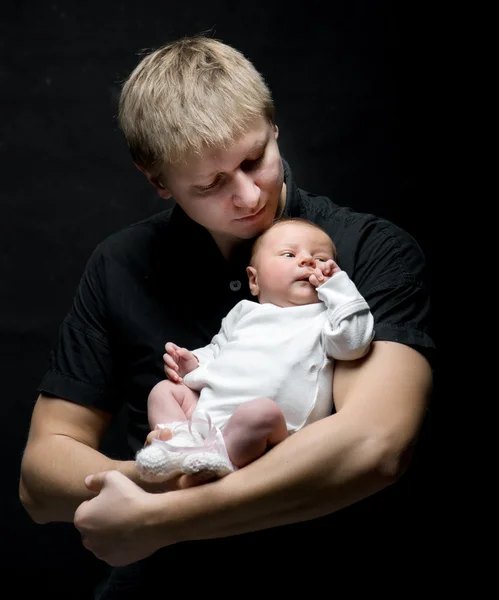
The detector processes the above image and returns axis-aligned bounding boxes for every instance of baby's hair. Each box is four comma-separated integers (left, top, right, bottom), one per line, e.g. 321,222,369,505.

249,217,336,265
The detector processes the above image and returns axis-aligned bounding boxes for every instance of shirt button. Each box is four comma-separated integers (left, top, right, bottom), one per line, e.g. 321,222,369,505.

229,280,242,292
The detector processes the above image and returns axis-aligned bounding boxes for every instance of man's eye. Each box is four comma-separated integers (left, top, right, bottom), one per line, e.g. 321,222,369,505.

199,176,222,192
242,153,264,171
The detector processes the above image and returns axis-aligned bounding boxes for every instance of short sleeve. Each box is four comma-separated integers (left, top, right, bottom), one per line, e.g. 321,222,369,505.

351,219,435,368
37,245,121,413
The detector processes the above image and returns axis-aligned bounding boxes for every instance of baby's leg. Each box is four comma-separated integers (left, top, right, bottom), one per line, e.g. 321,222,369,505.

147,380,199,430
222,398,288,468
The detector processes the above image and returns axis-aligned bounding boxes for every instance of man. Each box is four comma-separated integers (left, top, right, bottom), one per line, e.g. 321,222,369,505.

20,35,434,592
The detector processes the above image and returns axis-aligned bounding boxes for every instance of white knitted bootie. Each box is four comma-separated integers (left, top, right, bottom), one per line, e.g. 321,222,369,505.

135,413,235,482
182,451,234,478
135,420,202,482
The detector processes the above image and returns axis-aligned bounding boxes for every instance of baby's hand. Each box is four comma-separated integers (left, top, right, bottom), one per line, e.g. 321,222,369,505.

309,259,341,288
163,342,198,382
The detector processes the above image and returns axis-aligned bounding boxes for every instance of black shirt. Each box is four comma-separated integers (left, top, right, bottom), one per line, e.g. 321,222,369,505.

37,160,436,583
38,159,435,457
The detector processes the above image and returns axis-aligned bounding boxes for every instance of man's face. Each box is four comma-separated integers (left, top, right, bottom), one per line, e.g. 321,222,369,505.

247,222,335,307
156,118,284,256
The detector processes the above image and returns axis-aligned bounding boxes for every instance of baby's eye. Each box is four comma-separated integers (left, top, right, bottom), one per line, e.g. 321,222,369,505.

316,257,327,262
283,252,295,258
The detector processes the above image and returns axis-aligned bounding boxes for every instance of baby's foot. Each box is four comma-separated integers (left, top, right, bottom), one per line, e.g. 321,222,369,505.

182,451,234,479
136,420,202,482
135,414,235,482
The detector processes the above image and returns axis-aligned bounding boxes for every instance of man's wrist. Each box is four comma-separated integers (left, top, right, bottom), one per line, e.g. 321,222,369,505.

115,460,138,482
115,460,170,493
146,476,234,546
115,459,156,489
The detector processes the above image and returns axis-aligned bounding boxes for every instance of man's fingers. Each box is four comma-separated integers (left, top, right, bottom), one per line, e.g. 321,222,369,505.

84,470,113,492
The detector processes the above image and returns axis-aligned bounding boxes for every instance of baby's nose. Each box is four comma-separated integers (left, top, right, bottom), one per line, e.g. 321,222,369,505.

300,255,316,267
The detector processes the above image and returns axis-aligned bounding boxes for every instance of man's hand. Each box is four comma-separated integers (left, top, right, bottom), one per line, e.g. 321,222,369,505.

74,470,172,566
309,259,341,287
163,342,199,382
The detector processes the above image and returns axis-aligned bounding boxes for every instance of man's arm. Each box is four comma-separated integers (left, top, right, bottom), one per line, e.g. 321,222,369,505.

74,341,432,565
19,394,142,524
152,340,432,539
74,340,433,565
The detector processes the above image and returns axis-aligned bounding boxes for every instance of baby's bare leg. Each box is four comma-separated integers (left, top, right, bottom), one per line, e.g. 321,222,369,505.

222,398,288,468
147,380,199,430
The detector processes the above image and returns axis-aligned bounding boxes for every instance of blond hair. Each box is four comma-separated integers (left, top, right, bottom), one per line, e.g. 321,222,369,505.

118,35,275,177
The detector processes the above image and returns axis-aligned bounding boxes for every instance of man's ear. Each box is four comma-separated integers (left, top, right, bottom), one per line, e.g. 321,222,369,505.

135,164,172,200
246,266,259,297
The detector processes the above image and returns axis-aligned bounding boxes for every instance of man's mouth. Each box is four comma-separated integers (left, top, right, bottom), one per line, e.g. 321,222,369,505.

235,206,265,221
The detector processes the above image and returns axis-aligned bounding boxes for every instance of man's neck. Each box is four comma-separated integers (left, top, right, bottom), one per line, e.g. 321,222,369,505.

276,182,287,219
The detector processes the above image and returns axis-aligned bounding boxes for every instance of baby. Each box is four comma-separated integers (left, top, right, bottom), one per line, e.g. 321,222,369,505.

135,217,374,481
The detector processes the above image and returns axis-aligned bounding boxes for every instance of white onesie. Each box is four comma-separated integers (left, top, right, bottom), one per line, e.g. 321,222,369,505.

183,271,374,433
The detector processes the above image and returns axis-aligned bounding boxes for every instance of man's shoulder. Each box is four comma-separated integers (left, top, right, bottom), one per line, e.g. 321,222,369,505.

96,208,175,254
81,208,177,274
296,187,411,245
295,187,425,278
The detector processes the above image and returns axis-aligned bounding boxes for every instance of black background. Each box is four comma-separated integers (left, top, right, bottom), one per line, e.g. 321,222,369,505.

2,1,441,596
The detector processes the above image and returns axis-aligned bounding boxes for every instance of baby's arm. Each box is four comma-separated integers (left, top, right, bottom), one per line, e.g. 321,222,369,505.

314,264,374,360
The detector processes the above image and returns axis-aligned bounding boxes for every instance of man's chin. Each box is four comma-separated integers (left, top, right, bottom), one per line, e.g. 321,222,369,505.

235,214,272,238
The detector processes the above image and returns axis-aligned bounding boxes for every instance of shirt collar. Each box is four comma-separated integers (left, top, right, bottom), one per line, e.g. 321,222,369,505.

281,157,302,217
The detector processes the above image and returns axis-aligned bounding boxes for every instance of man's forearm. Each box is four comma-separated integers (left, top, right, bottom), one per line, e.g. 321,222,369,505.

148,342,431,544
19,435,133,524
151,412,394,542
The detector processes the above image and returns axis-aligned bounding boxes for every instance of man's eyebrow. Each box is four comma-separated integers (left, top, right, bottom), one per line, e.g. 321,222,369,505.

242,137,268,158
195,136,269,184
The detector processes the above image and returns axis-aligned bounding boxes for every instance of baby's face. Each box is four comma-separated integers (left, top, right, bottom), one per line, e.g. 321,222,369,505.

247,222,335,307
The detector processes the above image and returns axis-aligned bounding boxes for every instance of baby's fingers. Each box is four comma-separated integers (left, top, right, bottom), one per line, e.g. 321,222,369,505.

318,259,333,275
165,366,183,383
176,348,192,360
329,260,341,275
165,342,180,355
163,353,179,370
309,274,320,287
313,266,326,282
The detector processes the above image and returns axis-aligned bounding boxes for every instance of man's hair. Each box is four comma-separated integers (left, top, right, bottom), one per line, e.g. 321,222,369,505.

118,35,275,177
249,217,337,265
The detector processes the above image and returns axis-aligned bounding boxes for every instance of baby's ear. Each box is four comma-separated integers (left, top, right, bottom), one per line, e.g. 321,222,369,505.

246,266,259,296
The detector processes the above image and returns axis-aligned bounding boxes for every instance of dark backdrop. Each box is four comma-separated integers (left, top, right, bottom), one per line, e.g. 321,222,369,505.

1,1,440,596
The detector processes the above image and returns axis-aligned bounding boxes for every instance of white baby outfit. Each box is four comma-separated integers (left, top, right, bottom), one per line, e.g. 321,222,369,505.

136,272,374,481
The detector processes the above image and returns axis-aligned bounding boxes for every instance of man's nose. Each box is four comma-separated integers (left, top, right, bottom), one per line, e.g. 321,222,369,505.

232,171,260,209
